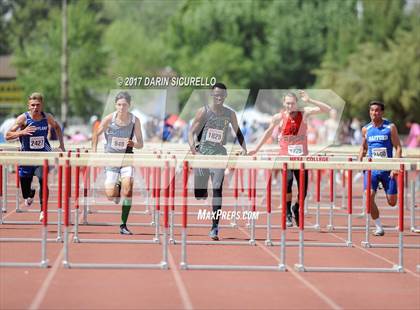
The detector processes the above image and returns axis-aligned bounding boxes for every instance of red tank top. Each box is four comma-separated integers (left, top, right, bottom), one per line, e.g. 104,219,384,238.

278,111,308,156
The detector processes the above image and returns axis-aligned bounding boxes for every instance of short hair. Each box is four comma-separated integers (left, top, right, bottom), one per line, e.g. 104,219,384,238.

369,100,384,111
115,91,131,103
212,82,227,90
283,92,298,102
28,92,44,102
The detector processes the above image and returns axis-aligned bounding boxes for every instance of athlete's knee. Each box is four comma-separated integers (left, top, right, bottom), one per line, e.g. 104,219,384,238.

387,195,397,206
121,187,132,197
213,188,223,198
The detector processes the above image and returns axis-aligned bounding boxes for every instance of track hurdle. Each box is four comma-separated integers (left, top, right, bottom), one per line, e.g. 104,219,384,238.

294,161,409,273
62,157,169,269
69,156,160,245
180,160,286,271
362,164,420,249
0,159,49,268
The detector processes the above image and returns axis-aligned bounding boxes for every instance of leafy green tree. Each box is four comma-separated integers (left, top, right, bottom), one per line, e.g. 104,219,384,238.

12,0,108,119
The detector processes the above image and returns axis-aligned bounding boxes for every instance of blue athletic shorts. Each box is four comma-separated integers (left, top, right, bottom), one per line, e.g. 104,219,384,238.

363,170,397,195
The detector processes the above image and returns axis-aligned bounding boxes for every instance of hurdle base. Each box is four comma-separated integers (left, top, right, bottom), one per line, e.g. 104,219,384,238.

294,264,305,272
265,239,273,246
295,265,404,273
361,241,372,248
173,239,254,246
40,259,49,268
63,263,166,269
326,225,334,232
0,262,49,268
346,241,353,247
181,264,286,271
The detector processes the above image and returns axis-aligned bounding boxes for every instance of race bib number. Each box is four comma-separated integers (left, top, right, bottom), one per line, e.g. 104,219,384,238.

288,144,304,156
111,137,128,150
205,128,223,143
372,147,387,158
30,136,45,149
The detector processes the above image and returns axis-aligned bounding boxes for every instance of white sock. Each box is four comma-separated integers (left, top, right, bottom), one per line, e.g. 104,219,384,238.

375,218,382,230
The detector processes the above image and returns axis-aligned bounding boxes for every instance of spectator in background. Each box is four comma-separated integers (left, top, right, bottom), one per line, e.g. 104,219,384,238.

405,117,420,148
324,108,339,145
350,117,362,145
241,120,250,143
70,130,88,143
90,115,100,140
306,116,318,145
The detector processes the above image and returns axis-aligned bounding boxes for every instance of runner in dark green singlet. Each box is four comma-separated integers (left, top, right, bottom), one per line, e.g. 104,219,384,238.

188,83,247,240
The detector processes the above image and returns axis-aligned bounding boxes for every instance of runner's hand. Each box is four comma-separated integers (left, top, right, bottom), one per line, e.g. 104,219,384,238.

22,125,36,136
299,90,310,103
248,149,258,156
390,170,399,178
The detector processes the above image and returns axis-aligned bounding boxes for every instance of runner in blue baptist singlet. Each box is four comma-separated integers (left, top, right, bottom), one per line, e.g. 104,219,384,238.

6,92,65,221
358,101,402,236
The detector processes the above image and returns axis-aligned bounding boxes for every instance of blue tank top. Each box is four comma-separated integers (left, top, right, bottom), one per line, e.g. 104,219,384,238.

19,112,51,152
364,119,393,158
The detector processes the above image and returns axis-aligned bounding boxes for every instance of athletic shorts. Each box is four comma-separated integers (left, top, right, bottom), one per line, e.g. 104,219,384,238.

363,170,397,195
104,166,134,186
19,165,50,178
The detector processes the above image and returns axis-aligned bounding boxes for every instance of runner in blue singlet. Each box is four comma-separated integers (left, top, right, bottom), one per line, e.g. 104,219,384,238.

6,92,65,221
358,101,402,236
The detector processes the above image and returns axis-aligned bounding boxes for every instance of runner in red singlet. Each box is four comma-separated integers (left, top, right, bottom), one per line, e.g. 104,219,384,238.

249,91,332,226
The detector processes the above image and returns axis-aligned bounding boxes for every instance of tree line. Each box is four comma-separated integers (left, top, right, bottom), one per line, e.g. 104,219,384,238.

0,0,418,130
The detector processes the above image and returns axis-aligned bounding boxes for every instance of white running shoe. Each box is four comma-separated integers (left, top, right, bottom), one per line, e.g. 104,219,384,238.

39,211,44,222
373,227,385,236
25,197,34,207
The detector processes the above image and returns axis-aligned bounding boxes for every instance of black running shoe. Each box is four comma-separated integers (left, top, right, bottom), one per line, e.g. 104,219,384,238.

120,224,133,235
292,203,300,227
286,214,293,227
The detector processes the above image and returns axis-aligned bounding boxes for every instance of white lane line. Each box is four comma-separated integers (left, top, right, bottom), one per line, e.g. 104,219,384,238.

328,230,420,278
238,227,342,310
167,248,194,310
28,249,64,310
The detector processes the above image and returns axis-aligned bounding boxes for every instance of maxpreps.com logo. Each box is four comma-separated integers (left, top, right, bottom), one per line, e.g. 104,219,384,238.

368,135,388,142
197,209,259,221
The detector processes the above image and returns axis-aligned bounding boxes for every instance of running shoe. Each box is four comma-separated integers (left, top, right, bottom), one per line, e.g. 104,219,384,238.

373,228,385,236
120,224,133,235
286,214,293,227
292,203,300,227
209,228,219,241
39,211,44,222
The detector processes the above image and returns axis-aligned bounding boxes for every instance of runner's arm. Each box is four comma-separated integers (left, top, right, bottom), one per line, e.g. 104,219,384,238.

91,115,111,152
390,124,402,158
132,117,143,149
248,114,281,155
357,127,368,161
47,114,65,151
188,108,206,154
5,114,33,140
230,111,247,154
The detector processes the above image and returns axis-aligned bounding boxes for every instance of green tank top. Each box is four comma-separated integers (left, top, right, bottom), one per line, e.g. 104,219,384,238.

198,105,232,155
